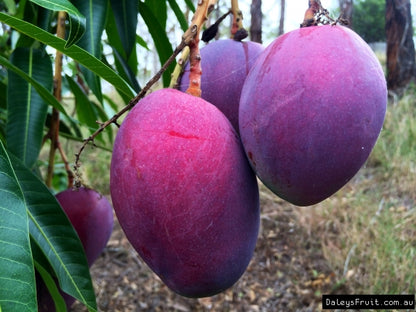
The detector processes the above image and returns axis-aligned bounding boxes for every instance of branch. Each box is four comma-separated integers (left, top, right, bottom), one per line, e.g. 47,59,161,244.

46,11,68,188
301,0,322,27
230,0,247,40
169,46,190,89
185,33,202,97
300,0,347,27
186,0,217,96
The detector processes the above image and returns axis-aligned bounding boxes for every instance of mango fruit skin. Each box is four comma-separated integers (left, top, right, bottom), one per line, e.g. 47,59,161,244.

110,88,260,298
239,25,387,206
56,188,114,266
179,39,264,131
37,188,114,311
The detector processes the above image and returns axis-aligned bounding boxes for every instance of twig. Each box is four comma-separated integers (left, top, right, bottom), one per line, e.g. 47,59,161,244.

186,0,218,96
169,46,190,89
170,1,221,89
301,0,348,27
46,11,71,188
185,33,202,96
301,0,322,27
57,141,74,188
230,0,246,39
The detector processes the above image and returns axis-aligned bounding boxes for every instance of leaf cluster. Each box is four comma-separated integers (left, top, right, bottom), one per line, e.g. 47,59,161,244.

0,0,193,311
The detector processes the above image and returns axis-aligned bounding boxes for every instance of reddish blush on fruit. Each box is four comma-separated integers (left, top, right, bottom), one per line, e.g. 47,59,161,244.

37,187,114,311
56,187,114,266
110,88,260,298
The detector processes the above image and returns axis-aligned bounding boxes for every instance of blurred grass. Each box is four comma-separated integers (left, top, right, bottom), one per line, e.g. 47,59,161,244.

303,84,416,295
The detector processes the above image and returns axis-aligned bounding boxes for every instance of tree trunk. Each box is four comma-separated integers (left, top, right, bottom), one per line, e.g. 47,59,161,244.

278,0,285,36
386,0,415,90
338,0,353,27
250,0,262,43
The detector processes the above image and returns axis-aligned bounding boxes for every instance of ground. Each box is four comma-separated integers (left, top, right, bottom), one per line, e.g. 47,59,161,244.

70,181,352,312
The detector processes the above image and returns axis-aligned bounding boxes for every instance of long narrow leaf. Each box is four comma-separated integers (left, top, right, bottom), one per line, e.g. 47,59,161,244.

10,154,97,312
144,0,167,31
0,55,67,115
0,12,135,98
138,2,175,87
109,0,138,59
29,0,86,47
3,0,16,14
65,75,109,144
184,0,195,12
136,34,149,50
113,49,141,93
65,75,98,130
6,47,52,169
0,141,36,312
71,0,108,102
167,0,188,32
34,260,67,312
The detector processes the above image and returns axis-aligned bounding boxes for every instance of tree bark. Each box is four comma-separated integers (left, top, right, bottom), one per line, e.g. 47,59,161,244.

250,0,262,43
338,0,353,27
386,0,415,90
278,0,285,36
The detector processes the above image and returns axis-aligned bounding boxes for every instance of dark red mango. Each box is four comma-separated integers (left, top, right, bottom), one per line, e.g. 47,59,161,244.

239,25,387,206
110,88,259,297
37,188,114,311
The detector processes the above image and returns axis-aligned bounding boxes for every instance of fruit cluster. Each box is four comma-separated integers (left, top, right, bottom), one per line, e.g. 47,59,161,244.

38,24,387,308
110,24,387,298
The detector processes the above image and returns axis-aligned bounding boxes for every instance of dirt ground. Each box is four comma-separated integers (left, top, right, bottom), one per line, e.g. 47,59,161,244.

71,183,350,312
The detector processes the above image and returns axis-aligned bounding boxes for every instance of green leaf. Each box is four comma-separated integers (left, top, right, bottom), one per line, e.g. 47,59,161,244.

0,12,135,99
34,260,67,312
65,75,98,130
6,47,52,169
105,7,125,58
71,0,108,102
10,154,97,312
29,0,86,47
65,75,110,144
103,93,119,113
167,0,188,32
14,3,53,50
127,42,139,77
105,8,140,94
3,0,17,14
0,141,36,312
139,2,175,87
113,48,141,93
184,0,195,12
0,55,67,116
136,34,149,50
144,0,167,30
109,0,138,59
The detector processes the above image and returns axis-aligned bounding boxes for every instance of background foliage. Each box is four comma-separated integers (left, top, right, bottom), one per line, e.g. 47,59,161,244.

352,0,386,42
